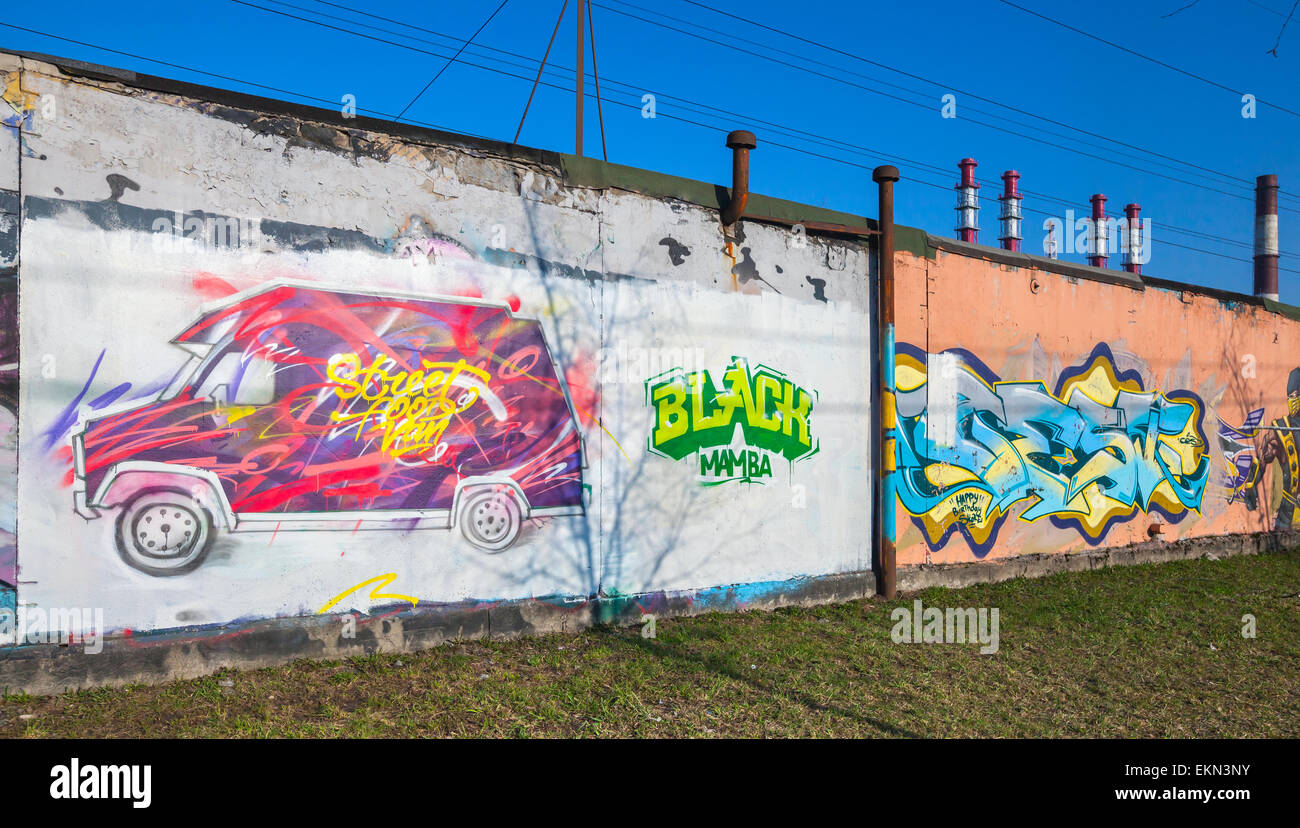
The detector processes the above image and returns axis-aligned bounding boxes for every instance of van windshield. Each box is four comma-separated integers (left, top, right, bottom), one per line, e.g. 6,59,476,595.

194,351,278,405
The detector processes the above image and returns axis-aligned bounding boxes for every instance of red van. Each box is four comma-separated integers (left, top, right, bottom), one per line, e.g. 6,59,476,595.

69,283,587,575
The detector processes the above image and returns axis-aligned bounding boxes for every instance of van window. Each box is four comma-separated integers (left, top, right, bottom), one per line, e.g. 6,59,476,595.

196,352,278,405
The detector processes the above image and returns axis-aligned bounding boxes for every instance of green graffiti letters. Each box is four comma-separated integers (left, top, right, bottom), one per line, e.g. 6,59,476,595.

645,357,818,465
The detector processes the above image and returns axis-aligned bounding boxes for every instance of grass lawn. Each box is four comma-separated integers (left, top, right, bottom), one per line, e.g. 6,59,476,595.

2,549,1298,738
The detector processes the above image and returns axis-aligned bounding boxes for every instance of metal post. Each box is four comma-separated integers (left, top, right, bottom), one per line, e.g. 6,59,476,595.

721,131,756,226
576,0,584,157
873,165,900,600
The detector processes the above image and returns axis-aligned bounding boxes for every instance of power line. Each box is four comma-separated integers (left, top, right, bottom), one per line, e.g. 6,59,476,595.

1161,0,1205,19
587,0,609,161
515,0,569,144
1247,0,1289,18
232,0,1300,257
295,0,1300,222
4,17,1295,273
0,20,485,137
996,0,1300,117
394,0,511,121
1266,0,1300,56
678,0,1274,195
590,0,1300,213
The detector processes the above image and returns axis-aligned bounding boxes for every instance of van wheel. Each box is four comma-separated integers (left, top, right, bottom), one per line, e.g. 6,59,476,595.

458,488,522,552
115,487,215,576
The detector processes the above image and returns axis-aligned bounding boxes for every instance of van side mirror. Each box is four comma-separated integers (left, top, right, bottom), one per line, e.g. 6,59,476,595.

207,384,229,405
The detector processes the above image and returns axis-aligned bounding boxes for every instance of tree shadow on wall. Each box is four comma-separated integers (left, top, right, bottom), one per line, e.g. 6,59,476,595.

459,199,781,608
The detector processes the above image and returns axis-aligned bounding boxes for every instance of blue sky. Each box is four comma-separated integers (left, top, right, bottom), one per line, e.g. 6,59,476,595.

2,0,1298,297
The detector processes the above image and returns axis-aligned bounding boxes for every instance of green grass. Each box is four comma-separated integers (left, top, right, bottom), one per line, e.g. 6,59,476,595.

2,550,1298,737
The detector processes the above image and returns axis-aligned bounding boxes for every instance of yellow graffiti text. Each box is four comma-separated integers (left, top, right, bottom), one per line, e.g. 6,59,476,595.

327,353,491,458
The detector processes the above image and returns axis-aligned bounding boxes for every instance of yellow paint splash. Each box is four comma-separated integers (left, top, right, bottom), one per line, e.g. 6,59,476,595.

318,573,418,614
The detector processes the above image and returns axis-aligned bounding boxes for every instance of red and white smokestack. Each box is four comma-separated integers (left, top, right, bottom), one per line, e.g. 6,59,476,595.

998,170,1023,252
1122,203,1142,274
1255,174,1279,300
955,158,980,243
1089,193,1109,269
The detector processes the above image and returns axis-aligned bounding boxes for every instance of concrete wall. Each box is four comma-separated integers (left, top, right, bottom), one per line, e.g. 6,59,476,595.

894,235,1300,567
9,45,1290,691
0,51,874,668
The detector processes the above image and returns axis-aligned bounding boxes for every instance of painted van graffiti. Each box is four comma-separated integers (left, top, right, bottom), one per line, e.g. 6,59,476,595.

68,283,586,576
645,356,818,485
895,343,1209,556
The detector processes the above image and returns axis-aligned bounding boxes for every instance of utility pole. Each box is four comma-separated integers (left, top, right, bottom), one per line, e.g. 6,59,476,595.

873,165,900,600
576,0,585,157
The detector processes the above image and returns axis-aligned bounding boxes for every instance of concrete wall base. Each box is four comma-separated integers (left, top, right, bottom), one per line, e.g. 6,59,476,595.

897,531,1299,592
0,570,875,696
4,530,1291,696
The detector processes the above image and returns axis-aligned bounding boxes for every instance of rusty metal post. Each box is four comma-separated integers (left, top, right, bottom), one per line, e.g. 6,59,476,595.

873,165,900,599
721,130,756,226
575,0,584,157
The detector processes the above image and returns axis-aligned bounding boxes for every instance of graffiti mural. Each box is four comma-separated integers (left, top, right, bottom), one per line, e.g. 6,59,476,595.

1218,407,1264,508
895,343,1210,556
645,356,818,485
65,282,586,576
1,72,36,132
1244,368,1300,529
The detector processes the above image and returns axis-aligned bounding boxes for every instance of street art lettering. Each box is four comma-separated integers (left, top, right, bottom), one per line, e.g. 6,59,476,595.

326,353,493,460
895,343,1210,556
62,283,586,576
388,215,475,265
699,448,773,483
395,236,475,265
646,356,817,485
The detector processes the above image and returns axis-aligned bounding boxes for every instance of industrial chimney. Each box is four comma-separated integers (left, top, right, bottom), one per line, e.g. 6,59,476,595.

998,171,1023,252
955,158,980,243
1255,174,1279,301
1122,203,1142,274
1089,193,1109,269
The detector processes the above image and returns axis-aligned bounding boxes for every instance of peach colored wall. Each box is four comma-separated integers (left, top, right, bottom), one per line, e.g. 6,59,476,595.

894,246,1298,566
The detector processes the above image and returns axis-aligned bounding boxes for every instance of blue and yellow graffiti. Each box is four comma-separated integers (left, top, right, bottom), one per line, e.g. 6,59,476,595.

895,343,1209,556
